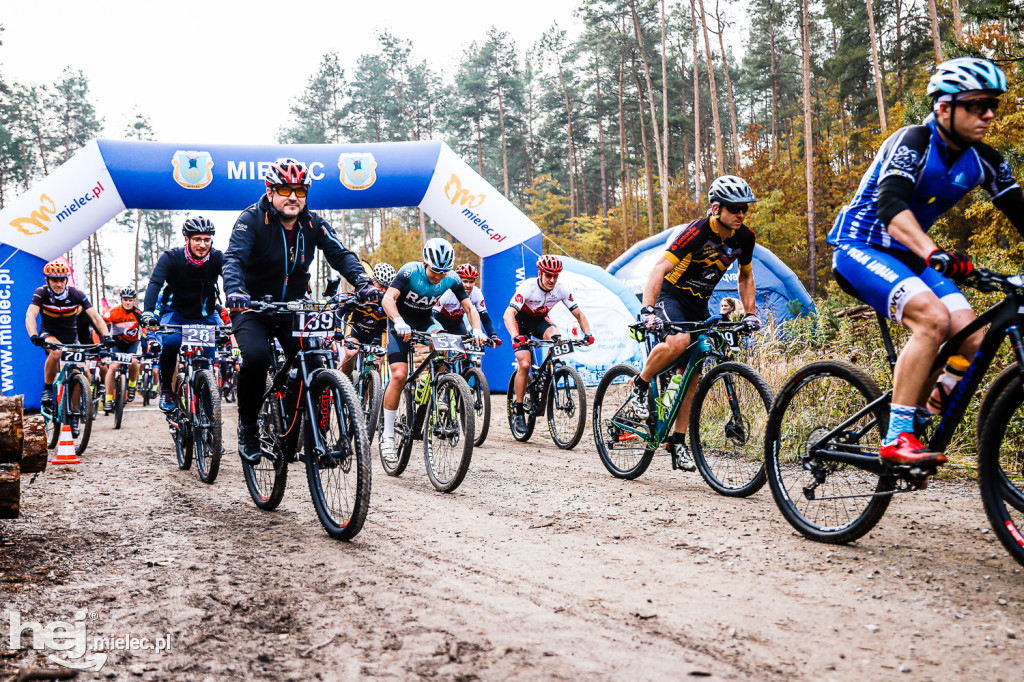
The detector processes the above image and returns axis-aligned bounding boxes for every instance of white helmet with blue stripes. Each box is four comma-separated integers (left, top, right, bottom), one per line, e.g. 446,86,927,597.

422,237,455,272
927,57,1007,99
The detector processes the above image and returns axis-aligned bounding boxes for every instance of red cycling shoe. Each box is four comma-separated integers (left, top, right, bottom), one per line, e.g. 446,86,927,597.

879,432,948,466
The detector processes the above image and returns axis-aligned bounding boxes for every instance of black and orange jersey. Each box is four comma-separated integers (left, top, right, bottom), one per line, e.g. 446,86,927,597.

31,286,92,337
103,305,143,344
661,214,755,302
344,301,387,339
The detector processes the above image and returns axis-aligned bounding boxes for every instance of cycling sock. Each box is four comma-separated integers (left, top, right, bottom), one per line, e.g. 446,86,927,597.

514,402,524,415
668,431,686,444
44,383,53,391
129,381,136,388
383,408,397,438
884,404,917,445
105,394,113,402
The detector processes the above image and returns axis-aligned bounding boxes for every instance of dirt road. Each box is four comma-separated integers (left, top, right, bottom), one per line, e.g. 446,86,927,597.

2,400,1022,680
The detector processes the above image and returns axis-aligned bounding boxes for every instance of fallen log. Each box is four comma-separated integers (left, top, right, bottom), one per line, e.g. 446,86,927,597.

0,395,24,464
20,415,47,475
0,463,20,519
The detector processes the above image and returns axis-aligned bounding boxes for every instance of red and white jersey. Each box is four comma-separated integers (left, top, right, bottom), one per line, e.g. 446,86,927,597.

434,286,486,321
508,278,578,317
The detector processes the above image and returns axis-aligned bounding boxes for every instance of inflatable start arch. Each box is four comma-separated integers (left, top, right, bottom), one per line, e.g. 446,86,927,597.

0,139,542,408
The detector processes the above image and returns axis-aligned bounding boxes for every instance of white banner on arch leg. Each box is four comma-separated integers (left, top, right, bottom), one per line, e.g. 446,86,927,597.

0,141,126,261
418,143,539,257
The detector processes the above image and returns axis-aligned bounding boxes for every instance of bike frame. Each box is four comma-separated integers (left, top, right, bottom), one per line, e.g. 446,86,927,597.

42,344,101,425
808,289,1024,473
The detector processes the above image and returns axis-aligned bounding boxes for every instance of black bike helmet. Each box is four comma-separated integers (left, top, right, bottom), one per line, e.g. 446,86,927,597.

182,216,215,237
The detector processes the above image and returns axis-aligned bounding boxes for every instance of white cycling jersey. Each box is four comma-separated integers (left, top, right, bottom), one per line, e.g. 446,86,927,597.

434,287,486,321
508,278,578,317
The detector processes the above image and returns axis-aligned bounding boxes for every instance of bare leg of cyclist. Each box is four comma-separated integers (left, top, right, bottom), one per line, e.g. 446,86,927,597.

513,350,531,403
44,349,61,384
104,362,120,403
638,332,692,383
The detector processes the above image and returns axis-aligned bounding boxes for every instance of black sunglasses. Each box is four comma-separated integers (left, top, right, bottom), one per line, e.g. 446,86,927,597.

723,203,749,215
956,98,1000,116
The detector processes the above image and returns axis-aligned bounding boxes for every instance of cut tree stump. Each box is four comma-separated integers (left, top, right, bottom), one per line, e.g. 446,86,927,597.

0,463,20,518
0,394,24,463
21,415,47,475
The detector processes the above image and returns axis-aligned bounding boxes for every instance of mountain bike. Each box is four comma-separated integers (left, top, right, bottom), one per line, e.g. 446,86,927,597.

243,297,371,541
342,339,386,445
454,338,491,447
41,342,102,457
88,360,104,419
218,350,238,403
764,268,1024,564
592,318,772,496
506,337,589,450
159,324,225,484
109,350,139,430
380,330,475,492
137,356,155,407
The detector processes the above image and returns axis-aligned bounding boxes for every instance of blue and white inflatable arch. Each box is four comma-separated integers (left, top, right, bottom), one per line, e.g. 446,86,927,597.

0,140,542,407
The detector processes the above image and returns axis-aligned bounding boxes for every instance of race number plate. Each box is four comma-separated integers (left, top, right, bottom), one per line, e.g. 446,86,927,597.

432,333,465,352
721,330,740,351
551,340,575,357
64,350,86,363
182,325,217,348
292,310,336,337
113,352,134,363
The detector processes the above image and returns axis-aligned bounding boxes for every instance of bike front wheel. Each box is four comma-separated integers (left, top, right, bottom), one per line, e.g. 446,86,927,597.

113,373,126,430
547,365,587,449
463,367,490,447
764,360,893,544
64,374,93,456
193,369,223,484
305,369,372,540
424,374,475,492
592,364,655,479
978,374,1024,566
359,368,384,446
380,384,415,476
245,387,290,510
690,361,773,497
172,375,193,470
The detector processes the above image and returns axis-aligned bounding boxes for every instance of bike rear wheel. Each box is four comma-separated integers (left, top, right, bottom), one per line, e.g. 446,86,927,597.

359,368,384,445
425,374,475,492
67,374,93,456
244,387,290,510
547,365,587,449
141,374,151,406
380,384,415,476
193,369,223,484
592,364,655,479
506,373,536,441
305,369,372,540
463,367,490,447
690,361,773,497
765,360,893,544
113,373,126,430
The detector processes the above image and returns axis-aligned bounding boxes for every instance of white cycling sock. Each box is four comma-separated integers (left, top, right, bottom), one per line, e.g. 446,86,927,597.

383,408,397,438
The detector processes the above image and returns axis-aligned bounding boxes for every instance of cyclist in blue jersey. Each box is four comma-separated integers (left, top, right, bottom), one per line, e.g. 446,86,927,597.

828,57,1024,464
379,238,489,461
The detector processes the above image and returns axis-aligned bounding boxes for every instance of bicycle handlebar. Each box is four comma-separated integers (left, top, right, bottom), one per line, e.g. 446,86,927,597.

629,316,752,339
965,268,1024,294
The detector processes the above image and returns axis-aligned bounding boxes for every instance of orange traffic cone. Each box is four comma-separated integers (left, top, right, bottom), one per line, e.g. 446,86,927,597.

50,423,81,465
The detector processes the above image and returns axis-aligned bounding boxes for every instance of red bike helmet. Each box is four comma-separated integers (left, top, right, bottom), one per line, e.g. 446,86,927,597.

454,263,479,280
537,255,563,274
264,157,311,187
43,261,71,278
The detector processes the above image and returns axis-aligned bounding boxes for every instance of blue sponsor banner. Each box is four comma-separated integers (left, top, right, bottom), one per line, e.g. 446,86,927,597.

0,247,47,408
480,235,542,388
95,140,443,211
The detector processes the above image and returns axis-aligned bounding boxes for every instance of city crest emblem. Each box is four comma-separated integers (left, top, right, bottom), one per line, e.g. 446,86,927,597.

338,152,378,190
171,150,214,189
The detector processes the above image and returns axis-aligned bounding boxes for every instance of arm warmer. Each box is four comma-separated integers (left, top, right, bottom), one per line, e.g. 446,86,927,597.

876,175,916,227
993,187,1024,239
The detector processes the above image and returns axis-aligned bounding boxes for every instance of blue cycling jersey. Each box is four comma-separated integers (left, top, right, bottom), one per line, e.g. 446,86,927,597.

390,262,467,321
828,121,1018,251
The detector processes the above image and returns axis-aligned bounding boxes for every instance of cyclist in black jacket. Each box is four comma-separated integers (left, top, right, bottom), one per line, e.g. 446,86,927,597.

223,158,379,464
142,216,224,412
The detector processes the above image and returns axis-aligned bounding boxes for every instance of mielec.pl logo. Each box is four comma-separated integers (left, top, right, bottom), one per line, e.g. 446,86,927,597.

7,610,106,671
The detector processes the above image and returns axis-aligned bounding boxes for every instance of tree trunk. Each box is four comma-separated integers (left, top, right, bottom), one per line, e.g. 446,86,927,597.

896,0,905,99
691,0,703,202
769,0,779,167
951,0,963,42
801,0,817,296
697,0,724,176
660,0,670,225
475,119,485,177
715,1,741,169
496,86,510,198
0,463,19,519
134,209,143,294
0,395,24,461
618,50,630,248
556,58,578,220
633,70,658,236
21,415,47,475
596,63,609,219
927,0,943,64
630,0,669,231
865,0,888,131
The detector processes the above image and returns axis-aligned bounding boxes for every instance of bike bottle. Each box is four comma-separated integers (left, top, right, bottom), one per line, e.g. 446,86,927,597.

659,374,684,411
926,355,970,414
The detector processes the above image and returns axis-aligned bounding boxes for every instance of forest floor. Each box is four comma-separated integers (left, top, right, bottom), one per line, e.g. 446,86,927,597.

1,397,1022,681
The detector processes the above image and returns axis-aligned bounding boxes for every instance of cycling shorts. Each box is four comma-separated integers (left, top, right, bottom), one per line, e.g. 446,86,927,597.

345,326,382,347
655,292,709,325
512,313,555,351
41,329,78,349
434,315,467,337
113,339,141,356
387,316,442,364
832,243,970,324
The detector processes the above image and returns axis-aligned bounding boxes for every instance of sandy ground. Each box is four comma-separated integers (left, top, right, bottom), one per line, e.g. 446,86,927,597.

2,398,1023,681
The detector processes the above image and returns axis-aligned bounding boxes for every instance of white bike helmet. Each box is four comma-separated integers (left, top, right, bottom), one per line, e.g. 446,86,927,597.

708,175,757,206
422,238,455,272
927,57,1007,99
372,263,396,288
